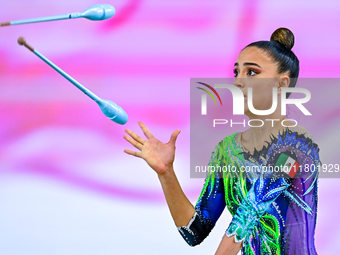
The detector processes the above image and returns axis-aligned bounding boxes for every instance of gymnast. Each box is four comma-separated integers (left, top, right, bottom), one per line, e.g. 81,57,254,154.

124,27,320,255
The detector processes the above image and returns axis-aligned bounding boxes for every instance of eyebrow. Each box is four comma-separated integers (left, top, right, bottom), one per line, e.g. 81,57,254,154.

234,62,262,68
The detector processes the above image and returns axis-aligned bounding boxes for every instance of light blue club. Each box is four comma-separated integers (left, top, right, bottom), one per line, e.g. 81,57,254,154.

17,37,128,125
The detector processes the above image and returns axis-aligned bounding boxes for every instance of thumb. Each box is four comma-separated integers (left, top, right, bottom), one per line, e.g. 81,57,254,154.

169,129,181,145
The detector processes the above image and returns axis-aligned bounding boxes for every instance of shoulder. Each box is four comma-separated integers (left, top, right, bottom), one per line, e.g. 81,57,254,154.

271,126,321,165
214,132,239,150
276,126,319,152
210,132,240,157
286,125,316,142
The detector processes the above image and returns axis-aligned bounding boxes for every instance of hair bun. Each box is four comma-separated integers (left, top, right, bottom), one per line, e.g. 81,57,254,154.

270,27,295,50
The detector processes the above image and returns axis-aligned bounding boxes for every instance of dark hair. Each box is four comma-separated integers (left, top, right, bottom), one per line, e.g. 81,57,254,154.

244,28,299,93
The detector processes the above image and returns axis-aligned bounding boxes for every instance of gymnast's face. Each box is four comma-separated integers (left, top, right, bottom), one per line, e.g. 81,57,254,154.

233,46,289,116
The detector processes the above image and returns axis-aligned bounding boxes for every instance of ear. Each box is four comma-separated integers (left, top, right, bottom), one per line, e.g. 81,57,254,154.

279,74,290,88
277,74,290,95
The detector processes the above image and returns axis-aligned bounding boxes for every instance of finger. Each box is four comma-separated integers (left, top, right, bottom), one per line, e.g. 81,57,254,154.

125,129,146,144
138,121,154,139
169,129,181,146
123,134,143,150
124,149,142,158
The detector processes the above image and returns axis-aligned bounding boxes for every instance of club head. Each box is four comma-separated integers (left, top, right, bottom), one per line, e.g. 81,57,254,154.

81,4,115,21
97,99,128,125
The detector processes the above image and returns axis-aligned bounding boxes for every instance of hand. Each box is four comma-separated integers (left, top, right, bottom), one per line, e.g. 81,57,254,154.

123,121,181,175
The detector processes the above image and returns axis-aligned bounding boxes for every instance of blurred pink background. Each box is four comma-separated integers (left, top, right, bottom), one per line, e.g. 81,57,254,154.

0,0,339,254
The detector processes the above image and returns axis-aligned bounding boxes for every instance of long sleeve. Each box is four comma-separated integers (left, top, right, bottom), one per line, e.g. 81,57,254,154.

178,142,226,246
226,129,321,246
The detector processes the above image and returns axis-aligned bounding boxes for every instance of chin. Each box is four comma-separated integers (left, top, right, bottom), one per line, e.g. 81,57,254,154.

244,108,251,117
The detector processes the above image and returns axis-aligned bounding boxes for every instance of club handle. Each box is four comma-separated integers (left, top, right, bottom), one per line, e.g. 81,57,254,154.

9,13,76,26
33,49,101,102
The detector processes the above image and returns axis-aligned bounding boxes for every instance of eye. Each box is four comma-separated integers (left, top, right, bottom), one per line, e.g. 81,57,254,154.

247,69,258,76
233,69,239,77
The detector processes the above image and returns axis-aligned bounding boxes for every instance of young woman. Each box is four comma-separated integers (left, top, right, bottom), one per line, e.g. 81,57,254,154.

123,28,320,255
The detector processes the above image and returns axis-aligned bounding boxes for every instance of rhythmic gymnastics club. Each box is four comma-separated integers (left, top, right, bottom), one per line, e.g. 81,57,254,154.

1,4,115,26
17,37,128,125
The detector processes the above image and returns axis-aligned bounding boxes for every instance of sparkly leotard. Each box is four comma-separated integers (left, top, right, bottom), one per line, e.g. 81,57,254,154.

178,128,320,254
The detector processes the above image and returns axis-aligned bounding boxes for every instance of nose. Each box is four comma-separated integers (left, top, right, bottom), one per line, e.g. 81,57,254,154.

233,78,245,89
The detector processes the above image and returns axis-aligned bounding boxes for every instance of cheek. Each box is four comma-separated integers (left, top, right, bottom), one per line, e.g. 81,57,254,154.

247,82,276,109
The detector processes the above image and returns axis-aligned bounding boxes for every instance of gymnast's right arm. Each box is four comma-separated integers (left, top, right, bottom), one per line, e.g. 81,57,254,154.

123,122,225,246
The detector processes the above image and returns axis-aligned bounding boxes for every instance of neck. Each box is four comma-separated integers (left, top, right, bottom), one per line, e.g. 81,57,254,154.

241,110,287,153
